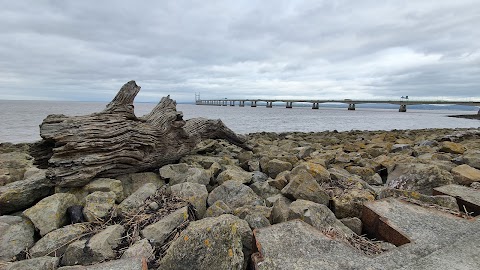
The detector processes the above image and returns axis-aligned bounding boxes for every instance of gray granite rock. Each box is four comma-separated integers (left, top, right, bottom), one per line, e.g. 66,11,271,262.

158,214,252,270
0,171,53,215
23,193,78,236
83,178,125,203
386,163,454,195
141,206,189,245
208,180,262,209
83,191,116,222
29,223,87,258
62,224,124,265
266,159,293,178
159,163,210,186
170,182,208,218
205,200,232,218
216,166,253,185
0,215,35,261
281,169,329,205
271,195,292,224
121,238,154,259
116,172,164,197
288,199,353,235
117,183,157,215
3,257,59,270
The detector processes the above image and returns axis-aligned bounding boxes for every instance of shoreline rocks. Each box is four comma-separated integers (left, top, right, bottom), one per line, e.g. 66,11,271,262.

1,127,479,269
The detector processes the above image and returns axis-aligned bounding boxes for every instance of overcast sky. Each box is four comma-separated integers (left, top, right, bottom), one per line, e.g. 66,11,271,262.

0,0,479,102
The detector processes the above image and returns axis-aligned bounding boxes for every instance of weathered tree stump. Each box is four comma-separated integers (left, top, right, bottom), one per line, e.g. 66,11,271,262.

37,81,248,187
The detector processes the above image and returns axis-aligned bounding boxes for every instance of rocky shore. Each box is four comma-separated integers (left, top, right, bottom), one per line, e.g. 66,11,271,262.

1,127,480,270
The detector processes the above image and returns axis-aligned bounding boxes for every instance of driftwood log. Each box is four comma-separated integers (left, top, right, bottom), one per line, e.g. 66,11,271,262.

37,81,249,187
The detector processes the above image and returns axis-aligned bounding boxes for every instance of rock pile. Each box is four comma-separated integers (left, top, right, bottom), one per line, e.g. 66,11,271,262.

1,127,480,269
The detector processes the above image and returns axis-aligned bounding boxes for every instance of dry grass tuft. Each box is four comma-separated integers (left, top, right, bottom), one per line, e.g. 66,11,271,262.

321,227,387,256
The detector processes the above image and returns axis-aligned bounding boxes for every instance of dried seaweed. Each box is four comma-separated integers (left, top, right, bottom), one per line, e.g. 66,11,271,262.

321,227,387,256
84,187,197,267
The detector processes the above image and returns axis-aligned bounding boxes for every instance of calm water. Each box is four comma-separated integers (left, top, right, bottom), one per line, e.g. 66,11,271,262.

0,100,479,143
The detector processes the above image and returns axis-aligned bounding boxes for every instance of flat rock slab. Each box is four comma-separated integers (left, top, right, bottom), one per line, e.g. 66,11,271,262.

253,198,480,269
253,220,370,270
433,184,480,215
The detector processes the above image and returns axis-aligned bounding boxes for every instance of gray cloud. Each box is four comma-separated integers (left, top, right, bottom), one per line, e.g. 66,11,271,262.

0,0,479,102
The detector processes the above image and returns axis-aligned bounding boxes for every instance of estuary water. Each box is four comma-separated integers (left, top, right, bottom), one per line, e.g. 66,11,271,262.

0,100,479,143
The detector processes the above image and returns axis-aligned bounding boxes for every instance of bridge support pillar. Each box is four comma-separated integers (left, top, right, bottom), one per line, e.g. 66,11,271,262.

251,101,257,107
266,101,273,108
399,104,407,112
312,103,319,109
230,101,235,106
239,101,245,107
223,100,228,106
348,104,356,110
286,102,293,108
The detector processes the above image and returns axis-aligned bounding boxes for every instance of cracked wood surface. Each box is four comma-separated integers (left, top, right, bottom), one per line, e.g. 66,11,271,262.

37,81,248,187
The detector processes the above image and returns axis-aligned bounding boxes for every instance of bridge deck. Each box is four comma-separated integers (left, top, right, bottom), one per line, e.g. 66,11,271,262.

196,98,480,106
195,98,480,113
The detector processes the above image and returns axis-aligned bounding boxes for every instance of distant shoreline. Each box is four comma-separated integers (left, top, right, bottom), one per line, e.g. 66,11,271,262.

448,113,480,120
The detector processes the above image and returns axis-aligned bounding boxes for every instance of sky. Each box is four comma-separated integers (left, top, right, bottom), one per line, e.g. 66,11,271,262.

0,0,479,102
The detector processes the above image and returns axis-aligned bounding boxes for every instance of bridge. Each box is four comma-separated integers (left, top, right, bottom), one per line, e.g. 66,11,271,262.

195,97,480,113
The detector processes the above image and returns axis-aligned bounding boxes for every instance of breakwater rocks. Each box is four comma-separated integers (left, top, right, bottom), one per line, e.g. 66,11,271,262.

1,127,480,269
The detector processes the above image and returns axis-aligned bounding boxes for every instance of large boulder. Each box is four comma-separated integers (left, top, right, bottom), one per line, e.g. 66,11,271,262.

233,205,272,222
208,180,262,210
158,214,252,270
439,141,466,154
141,206,189,245
181,155,237,169
386,163,454,195
0,171,53,215
0,216,35,261
451,164,480,185
29,223,88,258
267,171,289,190
117,183,157,215
244,213,271,229
23,193,78,236
462,150,480,169
170,182,208,218
251,171,268,183
205,200,232,218
83,191,116,222
121,238,154,259
83,178,125,203
291,162,330,184
250,181,281,199
288,199,353,235
265,159,293,178
332,188,375,219
271,195,292,224
0,152,34,186
62,224,124,265
3,257,59,270
340,217,363,235
58,177,124,205
159,163,210,186
216,166,253,185
116,172,164,197
281,169,329,205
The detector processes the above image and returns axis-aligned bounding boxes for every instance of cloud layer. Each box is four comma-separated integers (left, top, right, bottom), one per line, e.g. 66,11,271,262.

1,0,479,102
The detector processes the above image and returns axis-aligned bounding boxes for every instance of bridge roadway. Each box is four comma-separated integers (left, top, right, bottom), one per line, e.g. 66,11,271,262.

195,98,480,113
